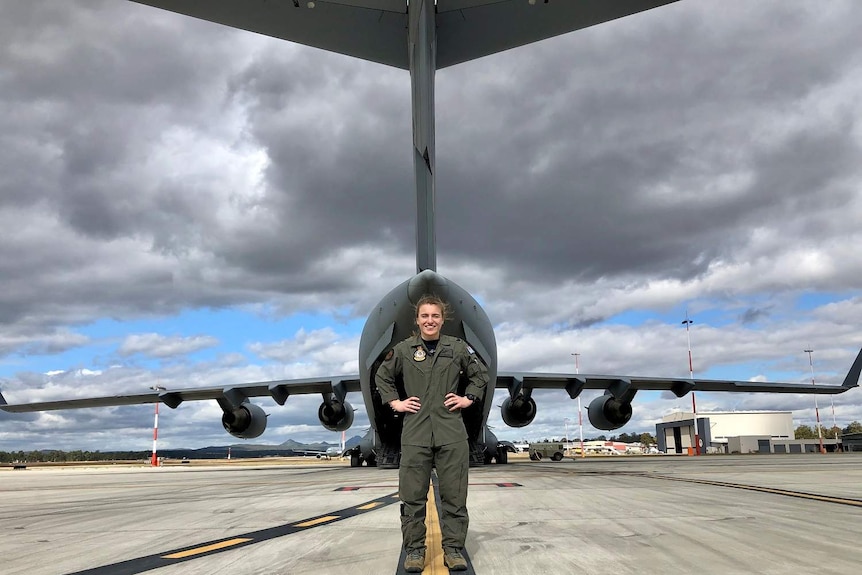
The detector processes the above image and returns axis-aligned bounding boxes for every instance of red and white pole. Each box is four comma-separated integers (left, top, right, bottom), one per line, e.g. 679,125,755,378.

804,349,826,454
151,401,160,466
150,385,166,466
572,352,585,458
682,313,699,455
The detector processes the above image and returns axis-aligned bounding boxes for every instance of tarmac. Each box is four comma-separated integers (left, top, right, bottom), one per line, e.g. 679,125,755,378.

2,453,861,575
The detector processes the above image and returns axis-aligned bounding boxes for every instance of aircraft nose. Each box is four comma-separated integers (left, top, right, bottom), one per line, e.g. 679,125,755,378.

408,269,449,304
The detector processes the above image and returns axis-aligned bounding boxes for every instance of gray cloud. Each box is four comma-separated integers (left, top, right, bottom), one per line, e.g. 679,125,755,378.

118,333,219,358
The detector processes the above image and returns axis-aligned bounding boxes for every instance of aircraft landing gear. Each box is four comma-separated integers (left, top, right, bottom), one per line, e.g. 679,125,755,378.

496,446,508,464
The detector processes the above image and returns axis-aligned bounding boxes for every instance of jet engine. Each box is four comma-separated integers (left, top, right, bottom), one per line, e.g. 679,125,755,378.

222,402,267,439
500,394,537,428
587,393,633,431
318,397,354,432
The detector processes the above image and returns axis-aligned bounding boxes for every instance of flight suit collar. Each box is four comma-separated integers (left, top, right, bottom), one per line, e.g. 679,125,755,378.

406,334,453,363
407,333,451,350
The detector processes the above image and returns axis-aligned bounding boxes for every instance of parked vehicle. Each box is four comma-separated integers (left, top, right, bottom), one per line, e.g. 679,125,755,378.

528,442,566,461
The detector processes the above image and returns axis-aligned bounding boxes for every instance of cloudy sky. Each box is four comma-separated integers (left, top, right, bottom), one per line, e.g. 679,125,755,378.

1,0,861,452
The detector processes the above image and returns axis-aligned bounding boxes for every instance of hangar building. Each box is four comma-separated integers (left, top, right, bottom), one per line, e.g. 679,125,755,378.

655,410,841,454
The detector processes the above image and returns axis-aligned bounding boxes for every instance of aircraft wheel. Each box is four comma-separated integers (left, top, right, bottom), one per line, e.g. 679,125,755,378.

552,452,563,461
496,447,508,464
350,453,360,467
365,456,377,467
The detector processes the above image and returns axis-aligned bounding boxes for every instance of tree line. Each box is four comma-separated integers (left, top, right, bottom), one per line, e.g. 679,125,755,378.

545,432,657,445
795,420,862,440
0,450,152,464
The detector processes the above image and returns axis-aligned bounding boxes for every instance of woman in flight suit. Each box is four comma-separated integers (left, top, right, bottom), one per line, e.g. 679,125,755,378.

375,295,488,572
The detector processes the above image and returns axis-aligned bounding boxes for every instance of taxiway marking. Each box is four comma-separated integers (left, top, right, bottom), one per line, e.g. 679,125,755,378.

65,491,400,575
295,515,340,527
395,473,477,575
162,538,252,559
425,483,446,574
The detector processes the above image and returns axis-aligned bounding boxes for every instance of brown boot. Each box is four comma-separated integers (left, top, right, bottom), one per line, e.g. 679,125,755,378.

403,549,425,573
443,548,468,571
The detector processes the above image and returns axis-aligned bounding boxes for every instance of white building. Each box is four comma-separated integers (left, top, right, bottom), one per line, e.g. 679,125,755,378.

657,410,794,454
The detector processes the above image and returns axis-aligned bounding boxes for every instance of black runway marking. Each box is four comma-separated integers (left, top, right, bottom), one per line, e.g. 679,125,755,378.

523,464,862,508
650,474,862,508
63,491,400,575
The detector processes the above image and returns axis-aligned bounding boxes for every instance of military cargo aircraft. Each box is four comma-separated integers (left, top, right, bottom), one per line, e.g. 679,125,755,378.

1,1,859,468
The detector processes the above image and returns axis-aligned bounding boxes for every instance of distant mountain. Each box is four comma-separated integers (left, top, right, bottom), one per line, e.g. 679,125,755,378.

226,435,363,452
163,436,365,458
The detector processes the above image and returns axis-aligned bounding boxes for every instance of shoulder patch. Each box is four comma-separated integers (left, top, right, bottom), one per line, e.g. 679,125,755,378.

466,344,475,355
384,349,394,361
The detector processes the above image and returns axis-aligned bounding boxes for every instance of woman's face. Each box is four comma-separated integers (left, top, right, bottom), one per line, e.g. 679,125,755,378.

416,303,443,340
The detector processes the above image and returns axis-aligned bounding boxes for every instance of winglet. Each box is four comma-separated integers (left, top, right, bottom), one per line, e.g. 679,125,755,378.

841,347,862,389
0,389,7,407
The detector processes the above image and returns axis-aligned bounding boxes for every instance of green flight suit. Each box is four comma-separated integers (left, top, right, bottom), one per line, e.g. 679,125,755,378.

375,334,488,553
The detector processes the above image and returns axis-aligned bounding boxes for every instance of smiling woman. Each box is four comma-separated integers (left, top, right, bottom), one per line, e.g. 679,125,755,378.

376,292,488,572
415,295,446,340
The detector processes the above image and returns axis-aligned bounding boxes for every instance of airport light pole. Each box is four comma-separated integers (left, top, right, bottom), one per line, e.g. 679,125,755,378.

150,385,166,466
804,349,826,454
571,352,585,458
682,313,700,455
825,364,839,443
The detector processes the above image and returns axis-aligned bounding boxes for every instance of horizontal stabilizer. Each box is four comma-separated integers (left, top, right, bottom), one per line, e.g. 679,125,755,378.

131,1,680,69
132,0,409,68
436,0,680,69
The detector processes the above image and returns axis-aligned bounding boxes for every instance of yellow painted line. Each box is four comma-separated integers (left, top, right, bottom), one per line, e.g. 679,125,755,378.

357,501,384,510
295,515,340,527
424,483,446,575
162,538,252,559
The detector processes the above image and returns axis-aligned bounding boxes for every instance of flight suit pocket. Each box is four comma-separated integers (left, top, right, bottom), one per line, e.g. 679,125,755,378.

436,356,462,392
437,347,454,359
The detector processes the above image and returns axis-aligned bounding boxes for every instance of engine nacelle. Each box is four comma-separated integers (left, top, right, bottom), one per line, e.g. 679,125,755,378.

588,394,633,431
222,402,267,439
500,395,537,428
318,399,354,432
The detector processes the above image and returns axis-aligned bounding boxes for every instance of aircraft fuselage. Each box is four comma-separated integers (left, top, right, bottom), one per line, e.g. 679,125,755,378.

356,269,499,466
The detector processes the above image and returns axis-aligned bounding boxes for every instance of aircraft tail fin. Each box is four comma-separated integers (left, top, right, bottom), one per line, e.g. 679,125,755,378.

841,348,862,389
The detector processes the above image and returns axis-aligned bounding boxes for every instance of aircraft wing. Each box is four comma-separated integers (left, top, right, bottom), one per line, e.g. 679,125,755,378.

0,376,360,413
496,347,862,399
129,0,680,69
